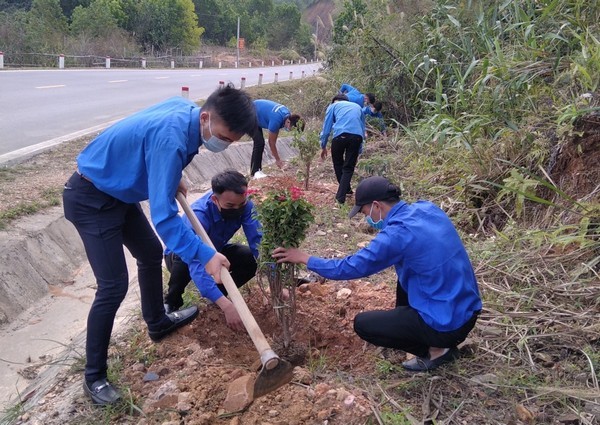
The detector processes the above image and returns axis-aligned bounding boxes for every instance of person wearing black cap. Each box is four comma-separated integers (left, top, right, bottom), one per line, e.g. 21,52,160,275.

272,176,482,372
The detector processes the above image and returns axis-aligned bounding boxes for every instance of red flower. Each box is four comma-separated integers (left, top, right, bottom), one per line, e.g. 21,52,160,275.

289,186,303,201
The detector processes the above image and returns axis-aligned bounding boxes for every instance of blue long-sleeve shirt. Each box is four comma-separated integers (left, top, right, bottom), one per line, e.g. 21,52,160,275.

254,99,290,132
340,83,365,107
77,96,216,267
173,191,262,303
319,100,365,148
307,201,482,332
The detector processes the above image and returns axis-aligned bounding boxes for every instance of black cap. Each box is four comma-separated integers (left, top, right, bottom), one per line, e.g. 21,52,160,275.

348,176,401,218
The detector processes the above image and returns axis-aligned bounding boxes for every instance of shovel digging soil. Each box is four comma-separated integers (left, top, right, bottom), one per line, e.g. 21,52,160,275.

176,193,294,398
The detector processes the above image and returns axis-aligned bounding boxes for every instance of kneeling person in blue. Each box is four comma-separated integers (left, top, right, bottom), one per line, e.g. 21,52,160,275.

164,170,261,331
272,176,482,372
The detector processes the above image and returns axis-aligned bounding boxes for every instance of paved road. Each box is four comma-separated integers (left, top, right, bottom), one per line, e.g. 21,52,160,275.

0,62,321,162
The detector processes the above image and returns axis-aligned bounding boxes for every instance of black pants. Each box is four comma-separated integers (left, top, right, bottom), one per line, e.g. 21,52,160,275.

63,172,170,384
353,284,479,358
250,126,266,176
331,133,362,203
164,243,257,310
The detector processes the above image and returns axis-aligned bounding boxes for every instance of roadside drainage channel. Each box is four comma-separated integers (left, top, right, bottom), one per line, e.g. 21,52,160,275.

0,139,297,411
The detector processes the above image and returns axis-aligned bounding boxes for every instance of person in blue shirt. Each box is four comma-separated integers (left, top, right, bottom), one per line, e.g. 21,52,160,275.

250,99,304,178
163,170,261,331
363,101,386,136
339,83,375,107
320,94,366,204
272,176,482,372
62,84,256,406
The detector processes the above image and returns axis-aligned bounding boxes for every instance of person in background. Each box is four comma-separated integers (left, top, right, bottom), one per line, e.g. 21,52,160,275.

272,176,482,372
363,101,386,137
320,94,365,204
339,83,375,108
163,170,261,331
62,84,256,406
250,99,304,179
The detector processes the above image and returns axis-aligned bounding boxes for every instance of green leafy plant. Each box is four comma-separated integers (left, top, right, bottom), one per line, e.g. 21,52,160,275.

291,125,321,190
255,186,314,347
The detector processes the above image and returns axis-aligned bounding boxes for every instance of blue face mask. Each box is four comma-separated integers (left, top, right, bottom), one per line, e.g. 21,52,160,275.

365,203,384,230
202,114,231,153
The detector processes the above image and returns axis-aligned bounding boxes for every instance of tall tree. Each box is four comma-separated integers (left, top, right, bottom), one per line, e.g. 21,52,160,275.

70,0,123,37
26,0,68,52
132,0,203,54
267,2,301,50
193,0,236,45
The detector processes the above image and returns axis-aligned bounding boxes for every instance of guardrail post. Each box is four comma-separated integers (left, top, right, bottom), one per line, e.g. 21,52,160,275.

0,52,4,69
219,80,224,89
219,61,222,69
181,86,189,99
105,56,111,69
58,54,65,69
301,70,305,78
289,71,293,80
234,61,238,68
271,60,274,67
199,60,203,69
258,73,263,87
261,61,264,67
240,77,246,89
170,59,175,69
274,72,278,84
141,57,146,69
248,61,252,68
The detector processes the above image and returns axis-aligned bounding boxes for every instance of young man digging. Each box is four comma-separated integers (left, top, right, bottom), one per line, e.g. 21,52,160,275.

63,84,256,406
272,176,482,372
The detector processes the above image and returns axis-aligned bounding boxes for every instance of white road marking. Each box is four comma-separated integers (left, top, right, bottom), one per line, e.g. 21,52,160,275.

154,77,169,79
108,80,128,83
35,85,65,89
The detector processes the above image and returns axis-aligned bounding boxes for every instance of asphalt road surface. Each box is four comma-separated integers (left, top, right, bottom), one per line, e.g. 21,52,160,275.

0,62,321,162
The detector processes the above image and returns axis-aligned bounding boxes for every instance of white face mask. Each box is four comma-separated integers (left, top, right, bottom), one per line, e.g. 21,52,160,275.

201,114,230,153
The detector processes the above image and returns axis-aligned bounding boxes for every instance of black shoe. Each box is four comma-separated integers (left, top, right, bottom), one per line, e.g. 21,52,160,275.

401,347,459,372
148,305,199,342
163,303,175,314
347,189,354,195
83,378,121,406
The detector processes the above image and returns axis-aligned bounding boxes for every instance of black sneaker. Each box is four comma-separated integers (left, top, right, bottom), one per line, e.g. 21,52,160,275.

401,347,460,372
148,305,199,342
83,378,121,406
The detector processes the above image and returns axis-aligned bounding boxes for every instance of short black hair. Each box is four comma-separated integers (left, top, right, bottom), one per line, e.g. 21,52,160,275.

331,93,348,103
365,93,376,104
202,83,257,136
289,114,305,132
373,101,383,112
211,169,248,195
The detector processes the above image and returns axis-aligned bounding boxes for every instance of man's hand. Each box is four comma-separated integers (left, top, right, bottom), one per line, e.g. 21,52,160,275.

205,252,230,284
215,297,244,331
320,148,328,160
275,159,285,169
177,179,188,197
272,247,310,265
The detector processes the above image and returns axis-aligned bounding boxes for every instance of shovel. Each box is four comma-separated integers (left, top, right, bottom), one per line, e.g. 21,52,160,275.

176,192,293,398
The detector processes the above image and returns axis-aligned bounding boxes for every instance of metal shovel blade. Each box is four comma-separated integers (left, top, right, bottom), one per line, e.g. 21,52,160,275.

253,358,294,398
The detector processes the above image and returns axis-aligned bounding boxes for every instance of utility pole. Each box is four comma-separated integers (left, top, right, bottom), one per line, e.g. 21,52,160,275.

314,19,319,60
236,17,240,67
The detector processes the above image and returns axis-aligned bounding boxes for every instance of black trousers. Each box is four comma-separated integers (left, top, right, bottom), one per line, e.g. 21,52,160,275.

63,172,170,383
250,126,266,176
331,133,362,203
164,243,257,310
353,284,479,358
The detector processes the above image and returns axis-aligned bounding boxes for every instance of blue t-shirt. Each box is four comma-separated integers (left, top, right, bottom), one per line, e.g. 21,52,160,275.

307,201,482,332
254,99,290,133
77,96,216,267
319,100,365,148
166,191,262,303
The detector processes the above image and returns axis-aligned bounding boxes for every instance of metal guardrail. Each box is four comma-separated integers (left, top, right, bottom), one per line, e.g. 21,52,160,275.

0,51,318,70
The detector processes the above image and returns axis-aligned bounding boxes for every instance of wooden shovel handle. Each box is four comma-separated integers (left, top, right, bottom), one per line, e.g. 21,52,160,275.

176,192,279,368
